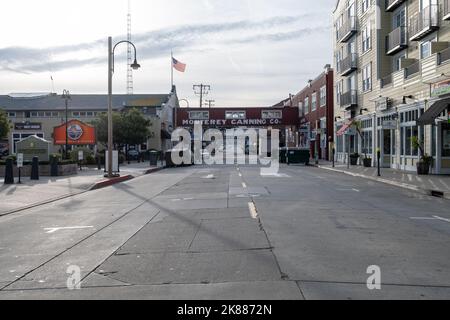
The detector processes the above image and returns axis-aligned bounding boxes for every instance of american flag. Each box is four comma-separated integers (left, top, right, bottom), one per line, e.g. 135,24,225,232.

172,57,186,73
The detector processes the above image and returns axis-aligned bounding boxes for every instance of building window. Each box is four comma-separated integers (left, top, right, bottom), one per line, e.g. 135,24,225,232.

72,112,80,118
336,81,343,105
262,110,282,119
304,97,310,114
361,22,372,53
361,0,370,13
311,93,317,112
394,54,406,72
7,112,16,118
298,102,304,117
189,111,209,120
320,86,327,107
420,40,432,59
442,123,450,157
362,63,372,92
225,111,246,120
400,109,423,156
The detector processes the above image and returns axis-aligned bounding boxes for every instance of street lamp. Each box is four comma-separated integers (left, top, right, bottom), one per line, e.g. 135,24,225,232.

106,36,141,178
62,90,71,160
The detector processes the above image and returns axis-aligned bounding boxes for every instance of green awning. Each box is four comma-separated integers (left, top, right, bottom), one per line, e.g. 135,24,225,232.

417,98,450,125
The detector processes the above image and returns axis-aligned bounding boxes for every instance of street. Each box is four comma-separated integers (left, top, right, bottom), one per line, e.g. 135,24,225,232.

0,165,449,300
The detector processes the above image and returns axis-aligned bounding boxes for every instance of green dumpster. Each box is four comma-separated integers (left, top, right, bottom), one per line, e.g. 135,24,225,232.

287,148,310,165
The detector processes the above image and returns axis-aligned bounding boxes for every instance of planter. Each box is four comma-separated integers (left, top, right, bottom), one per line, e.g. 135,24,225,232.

417,162,430,175
350,156,359,166
363,158,372,168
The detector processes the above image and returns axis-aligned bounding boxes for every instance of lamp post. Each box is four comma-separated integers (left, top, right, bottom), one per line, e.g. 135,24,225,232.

106,36,141,178
62,90,71,160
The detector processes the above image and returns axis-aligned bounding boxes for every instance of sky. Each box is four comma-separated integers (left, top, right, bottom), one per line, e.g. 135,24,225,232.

0,0,334,107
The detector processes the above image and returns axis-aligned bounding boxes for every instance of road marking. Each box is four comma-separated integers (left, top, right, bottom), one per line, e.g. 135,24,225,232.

44,226,94,234
352,188,360,192
242,182,247,188
433,216,450,223
238,173,242,177
248,202,258,219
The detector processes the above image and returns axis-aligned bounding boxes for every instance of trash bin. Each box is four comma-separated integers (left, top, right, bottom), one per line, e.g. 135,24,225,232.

149,150,159,166
279,147,289,164
287,148,310,165
50,155,59,177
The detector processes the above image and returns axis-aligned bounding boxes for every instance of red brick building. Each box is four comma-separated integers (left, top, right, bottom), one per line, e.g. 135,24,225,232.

291,65,334,160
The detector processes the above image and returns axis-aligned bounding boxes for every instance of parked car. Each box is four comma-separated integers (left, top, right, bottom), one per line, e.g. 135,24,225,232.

128,149,140,161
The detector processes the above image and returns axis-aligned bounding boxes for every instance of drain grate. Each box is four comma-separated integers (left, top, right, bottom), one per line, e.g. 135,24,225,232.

431,190,444,198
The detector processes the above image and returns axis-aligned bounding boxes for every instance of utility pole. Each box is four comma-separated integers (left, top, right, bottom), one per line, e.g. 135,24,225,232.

193,84,211,108
126,0,134,95
205,99,215,108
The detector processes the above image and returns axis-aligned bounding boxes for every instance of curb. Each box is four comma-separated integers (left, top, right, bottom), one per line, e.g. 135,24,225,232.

316,165,450,200
89,175,135,191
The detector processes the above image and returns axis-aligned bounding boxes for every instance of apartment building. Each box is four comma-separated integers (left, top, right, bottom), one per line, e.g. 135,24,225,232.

333,0,450,174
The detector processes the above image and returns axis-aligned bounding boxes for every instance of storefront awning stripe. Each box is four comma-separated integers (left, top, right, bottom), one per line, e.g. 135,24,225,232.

336,123,351,136
417,98,450,125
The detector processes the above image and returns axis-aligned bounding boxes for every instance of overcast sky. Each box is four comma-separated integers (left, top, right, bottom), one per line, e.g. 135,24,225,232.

0,0,334,107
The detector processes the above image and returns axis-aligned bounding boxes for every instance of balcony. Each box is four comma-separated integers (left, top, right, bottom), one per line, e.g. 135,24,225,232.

404,61,420,79
339,53,358,76
438,47,450,65
339,90,358,109
386,26,408,55
409,5,439,41
444,0,450,20
386,0,406,12
381,74,393,88
337,16,357,43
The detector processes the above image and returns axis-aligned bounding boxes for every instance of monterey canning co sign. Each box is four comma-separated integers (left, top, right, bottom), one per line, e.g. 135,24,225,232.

181,118,283,126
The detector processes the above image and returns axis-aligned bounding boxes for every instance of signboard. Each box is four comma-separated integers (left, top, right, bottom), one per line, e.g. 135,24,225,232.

431,79,450,97
14,123,42,131
382,120,397,130
17,153,24,168
376,98,392,112
78,151,84,161
53,120,96,145
16,135,50,162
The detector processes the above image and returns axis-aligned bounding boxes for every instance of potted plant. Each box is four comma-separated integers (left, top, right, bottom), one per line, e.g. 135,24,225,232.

352,120,372,167
411,136,433,175
362,148,372,168
350,152,360,165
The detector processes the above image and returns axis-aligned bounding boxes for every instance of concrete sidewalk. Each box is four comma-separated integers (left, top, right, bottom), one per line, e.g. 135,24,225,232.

0,162,165,216
315,161,450,199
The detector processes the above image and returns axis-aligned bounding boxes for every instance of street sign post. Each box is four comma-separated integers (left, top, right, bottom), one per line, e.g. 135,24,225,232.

78,151,83,171
17,153,23,184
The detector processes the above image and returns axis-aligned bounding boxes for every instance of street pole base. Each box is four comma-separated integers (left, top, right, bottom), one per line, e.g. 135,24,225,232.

104,174,121,179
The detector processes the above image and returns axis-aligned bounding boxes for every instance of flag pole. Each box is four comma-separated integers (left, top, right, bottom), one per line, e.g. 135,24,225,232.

171,50,174,89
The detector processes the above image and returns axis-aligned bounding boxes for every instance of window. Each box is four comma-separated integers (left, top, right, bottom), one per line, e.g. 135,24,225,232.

362,63,372,92
311,93,317,112
442,123,450,157
298,102,304,117
304,97,310,114
400,109,423,156
262,110,282,119
225,111,246,120
72,112,80,118
86,112,94,117
361,22,371,53
189,111,209,120
394,54,406,72
336,81,343,105
420,40,432,59
7,112,16,118
319,86,327,107
361,0,370,13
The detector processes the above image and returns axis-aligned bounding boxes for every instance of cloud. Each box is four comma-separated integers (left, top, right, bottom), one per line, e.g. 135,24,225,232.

0,14,327,74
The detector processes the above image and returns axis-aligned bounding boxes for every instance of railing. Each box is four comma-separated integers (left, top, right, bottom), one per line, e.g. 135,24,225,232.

444,0,450,19
409,5,439,40
381,74,393,88
339,90,358,108
386,0,406,12
339,53,358,75
386,26,407,54
405,61,420,78
438,47,450,65
337,16,357,42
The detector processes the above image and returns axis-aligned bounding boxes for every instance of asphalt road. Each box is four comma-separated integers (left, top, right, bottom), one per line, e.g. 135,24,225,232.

0,164,449,300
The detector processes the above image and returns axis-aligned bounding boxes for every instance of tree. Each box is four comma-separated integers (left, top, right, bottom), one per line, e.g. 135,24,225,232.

91,112,124,148
0,110,9,140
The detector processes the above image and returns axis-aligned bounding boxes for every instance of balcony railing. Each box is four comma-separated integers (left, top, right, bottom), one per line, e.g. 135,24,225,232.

444,0,450,20
337,16,357,43
386,0,406,12
386,26,408,55
381,74,393,88
339,53,358,76
438,47,450,65
405,61,420,79
339,90,358,109
409,5,439,41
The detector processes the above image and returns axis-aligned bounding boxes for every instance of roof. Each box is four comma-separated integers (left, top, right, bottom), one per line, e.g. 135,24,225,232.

0,93,171,111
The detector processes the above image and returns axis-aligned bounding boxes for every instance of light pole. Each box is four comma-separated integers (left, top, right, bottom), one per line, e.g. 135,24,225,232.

106,36,141,178
62,90,71,160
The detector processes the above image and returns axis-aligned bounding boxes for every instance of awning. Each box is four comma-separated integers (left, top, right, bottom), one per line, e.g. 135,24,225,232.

417,98,450,125
336,123,351,136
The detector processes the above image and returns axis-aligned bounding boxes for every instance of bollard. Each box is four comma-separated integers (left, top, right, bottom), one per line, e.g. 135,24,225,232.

50,156,59,177
31,157,39,180
4,158,14,185
332,148,336,168
377,149,381,177
97,155,102,171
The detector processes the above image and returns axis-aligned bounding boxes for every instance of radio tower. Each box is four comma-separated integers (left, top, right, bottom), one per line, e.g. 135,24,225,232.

126,0,134,95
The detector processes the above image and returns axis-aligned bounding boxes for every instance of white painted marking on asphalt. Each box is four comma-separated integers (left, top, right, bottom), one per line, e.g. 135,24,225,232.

352,188,360,192
242,182,247,188
410,217,437,220
248,202,258,219
44,226,94,234
238,173,242,177
433,216,450,223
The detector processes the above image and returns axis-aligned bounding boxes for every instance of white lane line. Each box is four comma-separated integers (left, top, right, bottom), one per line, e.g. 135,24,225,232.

248,202,258,219
44,226,94,234
238,173,243,177
352,188,360,192
433,216,450,223
410,217,437,220
242,182,247,188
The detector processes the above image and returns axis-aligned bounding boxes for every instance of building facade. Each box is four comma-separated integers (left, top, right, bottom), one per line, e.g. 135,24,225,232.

333,0,450,174
0,87,179,157
291,65,335,161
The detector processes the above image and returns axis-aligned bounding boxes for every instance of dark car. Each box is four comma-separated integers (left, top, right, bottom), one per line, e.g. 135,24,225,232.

128,149,140,160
